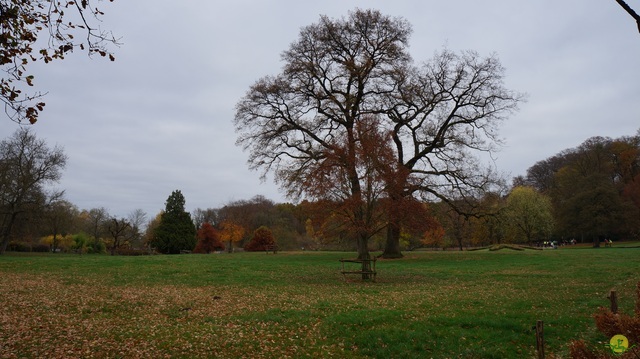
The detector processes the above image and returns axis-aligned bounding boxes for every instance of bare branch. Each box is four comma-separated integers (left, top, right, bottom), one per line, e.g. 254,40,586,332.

614,0,640,33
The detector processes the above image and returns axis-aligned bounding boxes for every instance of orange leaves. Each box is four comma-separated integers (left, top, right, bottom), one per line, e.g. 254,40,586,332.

421,221,446,248
218,220,245,245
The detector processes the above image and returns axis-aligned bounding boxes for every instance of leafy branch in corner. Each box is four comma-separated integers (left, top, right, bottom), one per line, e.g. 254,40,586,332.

0,0,120,124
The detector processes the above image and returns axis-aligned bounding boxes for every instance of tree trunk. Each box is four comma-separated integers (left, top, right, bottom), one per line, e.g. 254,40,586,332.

381,193,404,259
0,236,8,254
356,234,371,280
0,213,19,254
356,234,370,260
52,233,59,253
381,223,403,259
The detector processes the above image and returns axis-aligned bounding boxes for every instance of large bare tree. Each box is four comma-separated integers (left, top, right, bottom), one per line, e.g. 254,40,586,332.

235,9,522,260
127,208,147,249
379,49,522,257
106,216,131,255
0,127,66,253
235,9,411,260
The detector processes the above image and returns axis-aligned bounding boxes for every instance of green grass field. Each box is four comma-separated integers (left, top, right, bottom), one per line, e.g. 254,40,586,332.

0,246,638,358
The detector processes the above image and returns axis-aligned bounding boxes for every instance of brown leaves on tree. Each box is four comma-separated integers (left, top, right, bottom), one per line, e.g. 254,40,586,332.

194,222,224,254
421,218,446,248
244,226,275,251
293,116,399,254
236,10,521,259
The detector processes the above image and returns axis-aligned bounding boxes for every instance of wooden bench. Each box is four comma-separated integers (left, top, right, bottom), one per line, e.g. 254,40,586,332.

265,244,278,254
339,258,377,282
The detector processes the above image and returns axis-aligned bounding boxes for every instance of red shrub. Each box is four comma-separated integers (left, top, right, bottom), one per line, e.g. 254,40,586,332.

569,282,640,358
244,226,275,252
194,223,224,254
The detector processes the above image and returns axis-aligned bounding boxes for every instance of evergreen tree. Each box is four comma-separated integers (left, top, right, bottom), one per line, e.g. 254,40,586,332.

151,190,196,254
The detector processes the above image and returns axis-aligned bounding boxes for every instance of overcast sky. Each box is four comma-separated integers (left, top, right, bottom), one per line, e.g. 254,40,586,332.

1,0,639,219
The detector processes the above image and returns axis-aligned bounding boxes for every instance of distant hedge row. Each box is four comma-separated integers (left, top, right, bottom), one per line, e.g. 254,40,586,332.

6,241,153,255
7,242,50,253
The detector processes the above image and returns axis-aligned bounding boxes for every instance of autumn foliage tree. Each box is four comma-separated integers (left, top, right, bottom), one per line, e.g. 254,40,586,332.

297,117,394,257
194,222,224,254
1,0,119,123
421,219,446,249
235,9,521,260
218,220,244,253
300,200,351,250
235,10,412,260
80,207,109,247
244,226,275,252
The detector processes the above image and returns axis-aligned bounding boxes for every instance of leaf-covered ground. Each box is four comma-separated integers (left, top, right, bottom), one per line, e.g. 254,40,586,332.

0,248,638,358
0,275,343,358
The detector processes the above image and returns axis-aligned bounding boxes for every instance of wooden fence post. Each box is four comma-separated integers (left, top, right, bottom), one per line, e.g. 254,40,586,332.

608,290,618,314
536,320,545,359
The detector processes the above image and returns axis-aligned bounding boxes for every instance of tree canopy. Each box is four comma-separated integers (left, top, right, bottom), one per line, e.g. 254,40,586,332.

0,127,66,253
503,186,554,243
518,133,640,244
235,9,522,259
